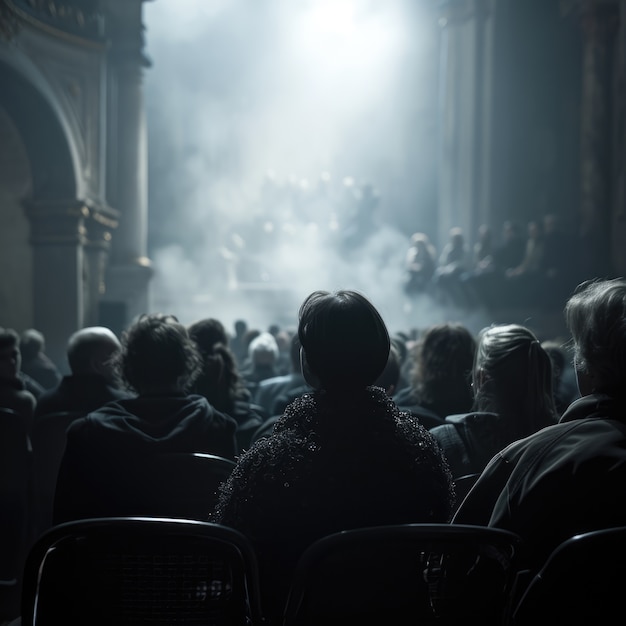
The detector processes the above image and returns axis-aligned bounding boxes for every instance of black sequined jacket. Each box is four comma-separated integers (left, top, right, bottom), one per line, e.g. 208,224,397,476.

213,386,454,620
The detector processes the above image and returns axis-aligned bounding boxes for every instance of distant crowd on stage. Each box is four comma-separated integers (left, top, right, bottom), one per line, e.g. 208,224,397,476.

404,213,578,310
2,275,626,624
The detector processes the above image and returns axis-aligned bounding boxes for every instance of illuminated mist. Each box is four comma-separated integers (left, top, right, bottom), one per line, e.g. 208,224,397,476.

144,0,482,335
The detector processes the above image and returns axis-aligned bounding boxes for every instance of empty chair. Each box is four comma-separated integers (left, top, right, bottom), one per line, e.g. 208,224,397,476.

283,523,523,626
21,517,265,626
512,526,626,626
0,408,32,622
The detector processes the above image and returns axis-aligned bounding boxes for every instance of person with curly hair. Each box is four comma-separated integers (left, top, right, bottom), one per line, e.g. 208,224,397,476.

213,290,454,623
53,313,237,524
188,317,265,450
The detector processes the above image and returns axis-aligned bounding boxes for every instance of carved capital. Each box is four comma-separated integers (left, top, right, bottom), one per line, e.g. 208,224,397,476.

24,198,89,245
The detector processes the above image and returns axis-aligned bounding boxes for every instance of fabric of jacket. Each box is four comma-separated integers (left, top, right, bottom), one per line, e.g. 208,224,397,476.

453,393,626,574
429,411,505,479
34,374,133,419
213,386,455,623
53,393,237,523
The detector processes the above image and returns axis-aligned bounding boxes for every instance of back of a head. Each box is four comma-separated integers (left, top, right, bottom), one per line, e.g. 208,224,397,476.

116,314,202,394
565,278,626,391
474,323,557,436
20,328,45,361
67,326,121,378
249,332,279,366
298,290,390,392
415,323,476,387
188,318,228,355
0,327,19,352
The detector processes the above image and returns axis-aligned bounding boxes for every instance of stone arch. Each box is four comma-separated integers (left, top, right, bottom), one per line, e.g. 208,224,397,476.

0,56,79,200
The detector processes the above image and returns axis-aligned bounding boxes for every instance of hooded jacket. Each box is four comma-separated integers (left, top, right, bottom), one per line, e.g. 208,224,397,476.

53,393,237,523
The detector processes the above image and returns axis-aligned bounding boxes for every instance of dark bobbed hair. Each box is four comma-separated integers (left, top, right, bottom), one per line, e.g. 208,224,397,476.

565,278,626,390
115,313,202,394
298,290,390,391
473,323,557,438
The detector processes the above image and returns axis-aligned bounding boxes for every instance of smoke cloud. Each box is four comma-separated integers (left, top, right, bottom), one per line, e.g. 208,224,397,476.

144,0,483,336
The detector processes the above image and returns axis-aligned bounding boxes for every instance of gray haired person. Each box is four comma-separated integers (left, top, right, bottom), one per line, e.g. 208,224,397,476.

454,278,626,575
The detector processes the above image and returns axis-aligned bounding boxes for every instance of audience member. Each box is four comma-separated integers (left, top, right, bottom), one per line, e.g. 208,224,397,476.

0,328,36,433
253,333,310,417
213,290,454,623
229,318,249,367
430,324,558,479
239,331,280,394
53,313,238,523
434,227,471,306
19,328,62,391
34,326,131,419
395,322,476,428
188,317,265,451
454,278,626,576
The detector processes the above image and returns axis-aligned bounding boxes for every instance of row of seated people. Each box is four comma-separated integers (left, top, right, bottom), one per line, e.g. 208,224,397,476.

1,278,623,625
404,215,581,311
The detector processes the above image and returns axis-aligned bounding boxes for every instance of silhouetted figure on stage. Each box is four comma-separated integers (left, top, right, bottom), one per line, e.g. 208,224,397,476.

403,232,437,296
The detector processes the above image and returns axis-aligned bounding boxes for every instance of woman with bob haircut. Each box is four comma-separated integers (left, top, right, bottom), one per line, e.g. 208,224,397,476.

430,323,558,480
213,290,454,623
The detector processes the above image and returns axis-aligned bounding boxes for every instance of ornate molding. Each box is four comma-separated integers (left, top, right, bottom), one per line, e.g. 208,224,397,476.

2,0,106,47
0,0,21,40
23,197,119,246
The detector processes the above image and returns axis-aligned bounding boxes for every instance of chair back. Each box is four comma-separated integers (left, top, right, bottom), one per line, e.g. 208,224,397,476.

30,411,84,532
512,525,626,626
150,453,236,519
452,472,480,507
21,517,265,626
283,523,522,626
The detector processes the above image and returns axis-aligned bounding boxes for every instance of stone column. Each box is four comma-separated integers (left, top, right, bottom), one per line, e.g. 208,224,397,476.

612,1,626,275
25,199,88,372
102,0,152,326
565,0,619,277
83,206,119,327
436,0,496,250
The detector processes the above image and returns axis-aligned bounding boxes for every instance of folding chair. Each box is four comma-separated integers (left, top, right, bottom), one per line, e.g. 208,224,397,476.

21,517,266,626
283,523,523,626
512,525,626,626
